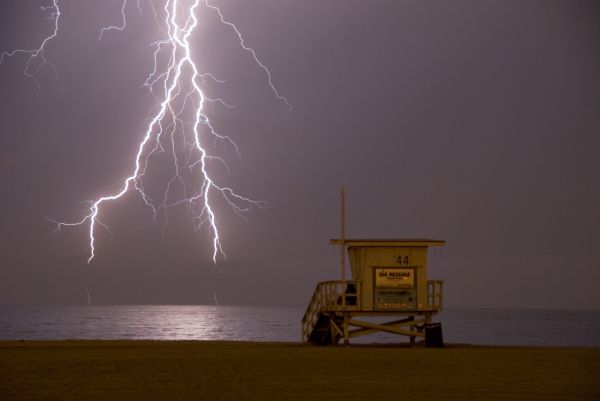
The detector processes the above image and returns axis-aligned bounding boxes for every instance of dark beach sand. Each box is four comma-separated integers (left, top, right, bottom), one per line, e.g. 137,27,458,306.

1,341,599,401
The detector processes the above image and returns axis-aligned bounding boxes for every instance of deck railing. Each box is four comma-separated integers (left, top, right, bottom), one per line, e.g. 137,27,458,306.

427,280,444,310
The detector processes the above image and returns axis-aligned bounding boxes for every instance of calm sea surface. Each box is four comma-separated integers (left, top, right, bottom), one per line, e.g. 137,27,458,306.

0,305,598,347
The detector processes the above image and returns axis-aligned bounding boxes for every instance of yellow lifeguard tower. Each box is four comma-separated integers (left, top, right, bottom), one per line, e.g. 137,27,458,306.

301,190,446,346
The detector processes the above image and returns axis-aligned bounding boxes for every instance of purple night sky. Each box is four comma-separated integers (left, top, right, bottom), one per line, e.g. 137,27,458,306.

0,0,599,309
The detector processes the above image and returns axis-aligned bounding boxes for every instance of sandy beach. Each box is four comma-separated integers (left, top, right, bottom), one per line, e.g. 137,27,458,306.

1,341,599,400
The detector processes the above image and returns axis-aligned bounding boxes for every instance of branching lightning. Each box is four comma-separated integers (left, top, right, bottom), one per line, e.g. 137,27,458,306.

98,0,128,41
3,0,288,264
0,0,61,90
205,2,291,115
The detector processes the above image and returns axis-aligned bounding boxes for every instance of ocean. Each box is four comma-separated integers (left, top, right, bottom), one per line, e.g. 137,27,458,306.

1,305,599,346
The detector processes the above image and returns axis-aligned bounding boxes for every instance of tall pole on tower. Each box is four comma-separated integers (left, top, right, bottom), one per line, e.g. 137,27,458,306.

340,187,346,308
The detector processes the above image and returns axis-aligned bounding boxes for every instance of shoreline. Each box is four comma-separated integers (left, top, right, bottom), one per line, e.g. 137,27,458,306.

3,338,600,348
3,338,600,347
1,340,599,400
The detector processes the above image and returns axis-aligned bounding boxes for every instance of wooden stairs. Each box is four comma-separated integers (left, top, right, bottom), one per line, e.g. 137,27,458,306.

301,281,357,345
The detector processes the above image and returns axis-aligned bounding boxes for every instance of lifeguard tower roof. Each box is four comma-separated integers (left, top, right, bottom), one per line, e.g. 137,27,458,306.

329,238,446,247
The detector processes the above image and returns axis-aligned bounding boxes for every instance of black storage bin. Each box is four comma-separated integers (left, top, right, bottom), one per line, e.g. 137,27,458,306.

424,323,443,348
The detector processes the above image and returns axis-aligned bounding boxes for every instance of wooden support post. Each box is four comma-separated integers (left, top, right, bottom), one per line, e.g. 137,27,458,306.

409,316,416,346
330,321,337,346
329,314,343,346
343,314,349,346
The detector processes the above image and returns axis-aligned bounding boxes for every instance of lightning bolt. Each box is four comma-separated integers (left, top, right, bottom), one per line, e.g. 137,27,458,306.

4,0,288,264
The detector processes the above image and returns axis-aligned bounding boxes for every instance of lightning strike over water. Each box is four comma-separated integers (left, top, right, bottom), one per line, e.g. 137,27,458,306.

3,0,288,264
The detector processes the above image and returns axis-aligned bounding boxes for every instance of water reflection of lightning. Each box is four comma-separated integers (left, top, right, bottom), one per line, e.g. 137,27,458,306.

3,0,287,264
